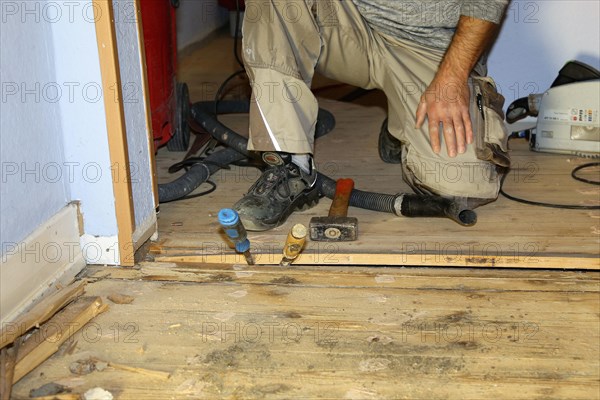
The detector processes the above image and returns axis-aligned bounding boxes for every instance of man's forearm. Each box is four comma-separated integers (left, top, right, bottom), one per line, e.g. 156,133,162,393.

436,15,501,81
415,16,502,157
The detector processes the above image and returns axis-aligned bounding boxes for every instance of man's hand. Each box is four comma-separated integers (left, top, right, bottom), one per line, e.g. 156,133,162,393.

415,15,500,157
416,72,472,158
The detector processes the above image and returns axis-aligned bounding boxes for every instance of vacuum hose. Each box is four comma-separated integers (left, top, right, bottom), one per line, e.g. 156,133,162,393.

157,101,477,226
316,174,477,226
158,147,245,203
158,101,334,203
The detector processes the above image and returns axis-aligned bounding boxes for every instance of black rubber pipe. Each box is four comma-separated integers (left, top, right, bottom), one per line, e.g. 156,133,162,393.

158,147,245,203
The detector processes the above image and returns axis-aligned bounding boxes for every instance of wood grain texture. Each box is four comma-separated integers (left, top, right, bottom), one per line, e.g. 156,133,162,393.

11,264,600,399
0,281,86,349
0,339,19,399
13,296,108,383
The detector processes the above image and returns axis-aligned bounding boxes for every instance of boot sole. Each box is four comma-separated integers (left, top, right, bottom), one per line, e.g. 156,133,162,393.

241,187,320,232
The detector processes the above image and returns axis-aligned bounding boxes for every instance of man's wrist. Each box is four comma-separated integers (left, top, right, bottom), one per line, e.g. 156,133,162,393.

434,67,469,84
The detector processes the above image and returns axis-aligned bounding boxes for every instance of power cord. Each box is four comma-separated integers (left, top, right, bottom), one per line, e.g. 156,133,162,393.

572,162,600,186
233,0,244,69
500,161,600,210
214,69,246,117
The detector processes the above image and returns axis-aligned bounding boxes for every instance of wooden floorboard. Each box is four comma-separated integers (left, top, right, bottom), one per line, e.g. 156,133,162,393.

11,264,600,399
155,34,600,270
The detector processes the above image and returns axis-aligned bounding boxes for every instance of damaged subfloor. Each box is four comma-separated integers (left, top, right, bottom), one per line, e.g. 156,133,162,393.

11,263,600,399
10,32,600,399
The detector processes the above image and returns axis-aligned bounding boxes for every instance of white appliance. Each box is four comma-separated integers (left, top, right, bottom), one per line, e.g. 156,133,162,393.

530,80,600,157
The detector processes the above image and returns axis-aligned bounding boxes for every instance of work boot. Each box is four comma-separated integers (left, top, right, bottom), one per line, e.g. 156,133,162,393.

378,118,402,164
233,152,319,231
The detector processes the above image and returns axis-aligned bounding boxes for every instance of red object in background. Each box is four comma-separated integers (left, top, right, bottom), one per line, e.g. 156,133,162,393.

139,0,190,152
218,0,245,11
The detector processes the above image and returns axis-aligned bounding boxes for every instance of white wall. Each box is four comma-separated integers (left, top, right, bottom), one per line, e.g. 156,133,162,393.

50,1,119,238
0,1,70,250
489,0,600,103
176,0,228,51
0,0,120,249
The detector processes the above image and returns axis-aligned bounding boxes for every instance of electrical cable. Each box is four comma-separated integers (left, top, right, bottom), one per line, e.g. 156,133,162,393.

571,162,600,186
214,69,246,118
500,160,600,210
175,180,217,200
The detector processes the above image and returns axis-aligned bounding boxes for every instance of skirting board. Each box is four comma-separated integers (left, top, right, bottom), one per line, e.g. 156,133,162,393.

0,203,86,324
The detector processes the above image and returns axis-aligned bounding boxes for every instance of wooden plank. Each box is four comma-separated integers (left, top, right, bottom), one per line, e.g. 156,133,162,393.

13,297,108,383
107,360,171,380
85,262,600,293
93,0,135,266
0,281,86,349
152,253,599,270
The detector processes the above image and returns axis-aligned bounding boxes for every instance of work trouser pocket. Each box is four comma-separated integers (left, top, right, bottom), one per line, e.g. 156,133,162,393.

471,76,511,168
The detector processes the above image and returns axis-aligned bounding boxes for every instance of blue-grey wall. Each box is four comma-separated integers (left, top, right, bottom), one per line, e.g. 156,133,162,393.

1,0,120,258
1,3,69,251
50,1,119,237
489,0,600,103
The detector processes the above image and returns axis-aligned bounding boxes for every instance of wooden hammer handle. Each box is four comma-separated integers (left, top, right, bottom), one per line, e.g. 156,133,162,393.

329,178,354,217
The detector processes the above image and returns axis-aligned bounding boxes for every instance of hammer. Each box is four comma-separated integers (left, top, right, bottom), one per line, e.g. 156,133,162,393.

310,178,358,241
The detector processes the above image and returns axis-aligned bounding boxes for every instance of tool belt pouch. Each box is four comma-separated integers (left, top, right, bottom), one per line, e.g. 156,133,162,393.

470,76,511,168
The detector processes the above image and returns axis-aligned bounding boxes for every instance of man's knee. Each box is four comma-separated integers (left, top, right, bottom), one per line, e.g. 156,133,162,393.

401,145,504,203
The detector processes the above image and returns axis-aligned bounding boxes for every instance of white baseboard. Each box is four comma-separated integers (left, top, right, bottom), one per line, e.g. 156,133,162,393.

0,203,86,324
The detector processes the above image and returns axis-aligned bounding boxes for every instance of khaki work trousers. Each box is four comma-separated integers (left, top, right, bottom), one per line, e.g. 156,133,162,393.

242,0,509,202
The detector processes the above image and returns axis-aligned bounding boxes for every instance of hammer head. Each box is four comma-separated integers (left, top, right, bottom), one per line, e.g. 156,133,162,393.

309,216,358,242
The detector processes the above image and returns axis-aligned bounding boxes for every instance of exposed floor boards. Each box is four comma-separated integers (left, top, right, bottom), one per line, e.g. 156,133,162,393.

11,263,600,399
11,32,600,399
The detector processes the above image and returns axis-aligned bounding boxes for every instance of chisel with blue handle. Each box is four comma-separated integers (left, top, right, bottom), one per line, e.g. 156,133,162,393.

218,208,255,265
